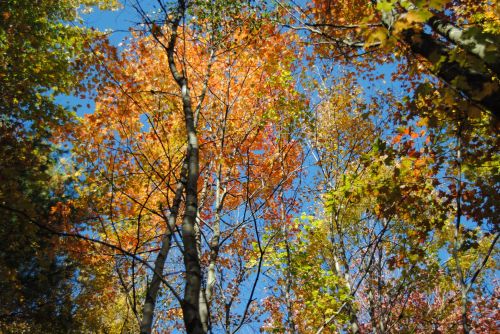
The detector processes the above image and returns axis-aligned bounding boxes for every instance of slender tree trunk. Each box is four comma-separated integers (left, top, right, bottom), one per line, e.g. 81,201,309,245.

197,241,209,333
139,159,186,334
205,196,222,303
284,238,296,334
199,211,220,333
199,168,226,331
455,132,469,334
179,79,203,334
332,256,359,334
376,248,385,334
201,105,229,329
461,291,470,334
197,173,210,333
367,288,378,334
282,202,297,334
329,210,360,334
449,126,469,334
167,3,204,332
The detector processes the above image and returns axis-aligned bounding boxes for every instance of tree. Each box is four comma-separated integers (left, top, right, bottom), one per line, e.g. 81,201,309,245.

0,0,128,332
282,0,500,118
260,58,497,333
68,2,305,332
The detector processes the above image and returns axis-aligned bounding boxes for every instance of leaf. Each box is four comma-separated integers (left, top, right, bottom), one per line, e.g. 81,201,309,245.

376,0,395,12
365,27,388,47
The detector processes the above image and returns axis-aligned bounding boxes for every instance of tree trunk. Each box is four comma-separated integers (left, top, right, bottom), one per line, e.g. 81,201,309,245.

401,0,500,76
201,106,229,331
139,159,186,334
167,3,204,331
179,78,204,334
283,206,297,334
332,256,359,334
375,0,500,117
461,291,470,334
427,17,500,76
401,28,500,117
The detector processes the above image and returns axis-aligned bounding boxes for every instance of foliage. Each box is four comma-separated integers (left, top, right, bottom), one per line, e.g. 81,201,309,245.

0,0,127,332
1,0,498,333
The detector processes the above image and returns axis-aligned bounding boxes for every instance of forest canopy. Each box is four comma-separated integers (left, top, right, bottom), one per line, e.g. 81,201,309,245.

0,0,498,333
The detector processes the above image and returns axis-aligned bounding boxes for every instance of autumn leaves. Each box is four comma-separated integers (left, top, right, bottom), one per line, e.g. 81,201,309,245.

1,0,498,333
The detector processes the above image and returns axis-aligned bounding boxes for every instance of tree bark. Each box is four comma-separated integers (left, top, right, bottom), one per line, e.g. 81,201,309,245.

178,79,203,334
461,291,470,334
201,104,229,330
400,0,500,76
375,0,500,117
197,173,210,333
139,159,187,334
332,256,360,334
403,29,500,117
167,2,204,332
427,17,500,76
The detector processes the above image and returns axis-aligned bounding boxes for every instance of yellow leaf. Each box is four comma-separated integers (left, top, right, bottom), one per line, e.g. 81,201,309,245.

365,27,387,47
393,10,432,34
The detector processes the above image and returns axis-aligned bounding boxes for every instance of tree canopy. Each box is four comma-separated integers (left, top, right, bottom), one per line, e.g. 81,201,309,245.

1,0,498,333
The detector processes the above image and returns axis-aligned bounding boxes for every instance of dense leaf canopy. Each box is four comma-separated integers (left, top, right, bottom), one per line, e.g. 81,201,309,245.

0,0,498,333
